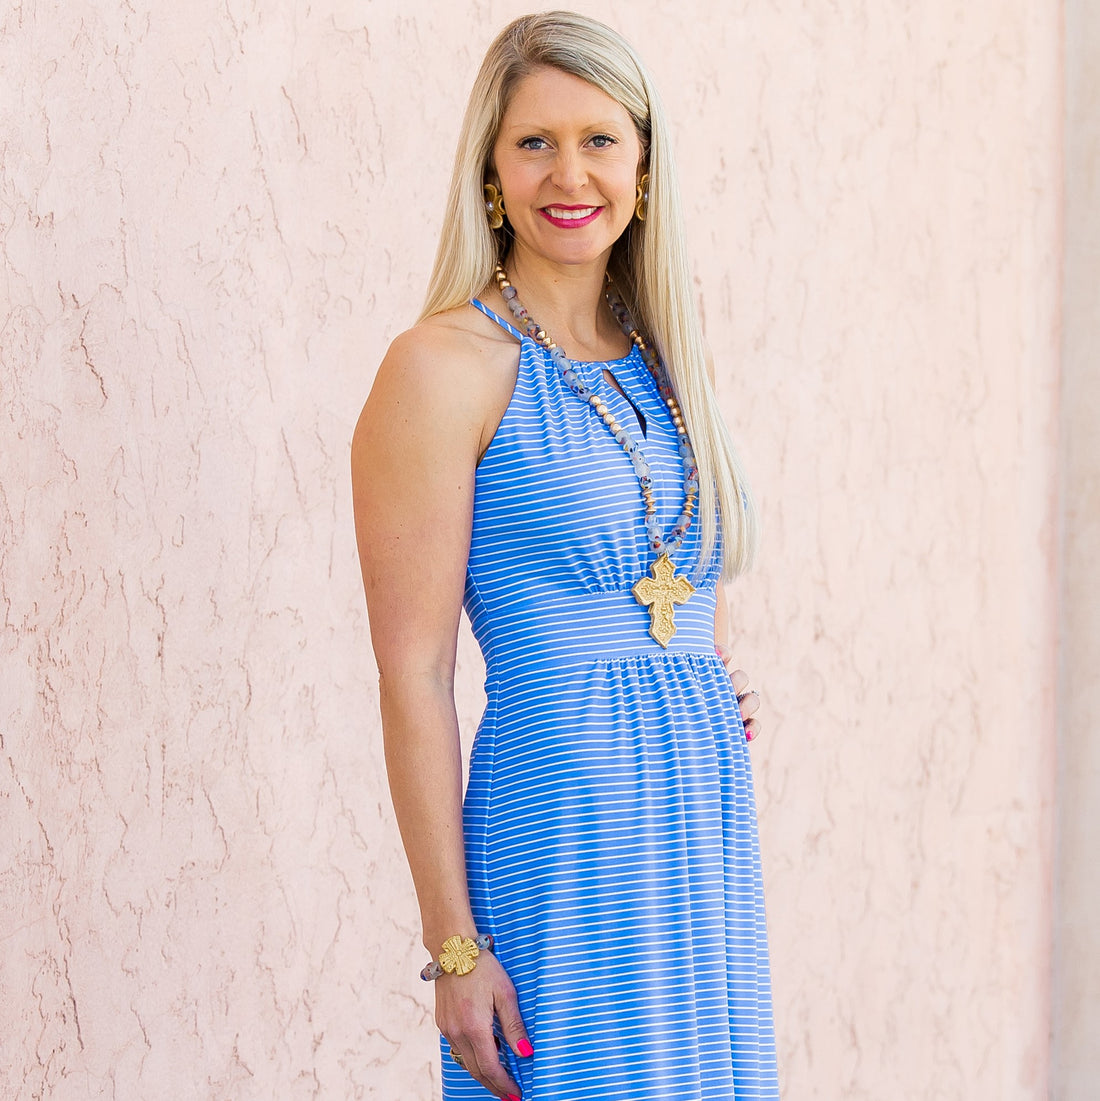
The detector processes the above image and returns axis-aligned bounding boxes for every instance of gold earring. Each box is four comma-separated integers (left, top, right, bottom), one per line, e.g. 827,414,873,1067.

484,183,506,230
635,173,650,222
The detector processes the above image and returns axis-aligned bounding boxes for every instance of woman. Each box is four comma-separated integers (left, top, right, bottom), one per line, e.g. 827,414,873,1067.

352,12,778,1100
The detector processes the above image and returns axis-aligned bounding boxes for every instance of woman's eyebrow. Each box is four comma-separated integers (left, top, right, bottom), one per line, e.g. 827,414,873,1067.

499,118,627,133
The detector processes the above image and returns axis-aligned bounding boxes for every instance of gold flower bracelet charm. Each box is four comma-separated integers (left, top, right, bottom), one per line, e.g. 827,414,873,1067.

420,933,495,981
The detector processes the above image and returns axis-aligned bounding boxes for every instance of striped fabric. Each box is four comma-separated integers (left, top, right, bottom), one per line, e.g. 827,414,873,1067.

441,300,779,1100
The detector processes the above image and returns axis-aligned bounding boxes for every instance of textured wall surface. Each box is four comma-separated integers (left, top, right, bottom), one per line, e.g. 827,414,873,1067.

1056,0,1100,1096
0,1,1068,1098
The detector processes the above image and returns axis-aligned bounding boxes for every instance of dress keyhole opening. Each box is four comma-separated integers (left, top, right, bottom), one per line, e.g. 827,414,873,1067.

603,368,648,437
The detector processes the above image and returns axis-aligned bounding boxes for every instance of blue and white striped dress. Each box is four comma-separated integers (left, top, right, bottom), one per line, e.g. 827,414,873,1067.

442,300,779,1100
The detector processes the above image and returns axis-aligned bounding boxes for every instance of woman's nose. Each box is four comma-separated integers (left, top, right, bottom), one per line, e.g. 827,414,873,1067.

550,150,587,192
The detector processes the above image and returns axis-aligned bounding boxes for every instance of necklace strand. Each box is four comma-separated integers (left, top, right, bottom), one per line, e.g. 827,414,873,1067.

493,263,699,559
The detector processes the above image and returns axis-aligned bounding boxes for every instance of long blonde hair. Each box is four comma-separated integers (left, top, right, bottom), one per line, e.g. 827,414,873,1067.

419,11,757,578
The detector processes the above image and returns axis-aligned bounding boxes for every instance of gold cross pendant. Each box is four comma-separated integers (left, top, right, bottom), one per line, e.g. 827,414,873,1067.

632,553,695,648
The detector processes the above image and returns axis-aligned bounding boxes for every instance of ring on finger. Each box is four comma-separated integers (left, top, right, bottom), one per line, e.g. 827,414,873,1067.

450,1050,467,1069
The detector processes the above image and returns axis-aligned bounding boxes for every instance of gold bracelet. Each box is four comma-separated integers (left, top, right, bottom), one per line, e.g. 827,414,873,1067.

419,933,495,981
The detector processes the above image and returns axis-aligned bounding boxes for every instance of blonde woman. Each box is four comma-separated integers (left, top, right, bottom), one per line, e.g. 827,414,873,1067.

353,12,777,1100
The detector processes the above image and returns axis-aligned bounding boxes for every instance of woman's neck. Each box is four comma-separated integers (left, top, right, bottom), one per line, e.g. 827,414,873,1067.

502,247,626,360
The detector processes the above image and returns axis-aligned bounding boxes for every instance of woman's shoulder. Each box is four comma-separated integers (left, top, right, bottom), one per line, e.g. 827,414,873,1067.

385,302,517,371
363,302,520,455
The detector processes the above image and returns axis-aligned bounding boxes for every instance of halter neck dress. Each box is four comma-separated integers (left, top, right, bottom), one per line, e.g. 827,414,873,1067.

441,299,779,1100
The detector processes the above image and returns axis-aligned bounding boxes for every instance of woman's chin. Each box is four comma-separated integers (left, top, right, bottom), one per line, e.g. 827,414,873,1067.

510,230,621,269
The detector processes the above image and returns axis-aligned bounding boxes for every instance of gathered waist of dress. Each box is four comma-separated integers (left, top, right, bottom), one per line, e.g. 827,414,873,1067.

468,585,718,677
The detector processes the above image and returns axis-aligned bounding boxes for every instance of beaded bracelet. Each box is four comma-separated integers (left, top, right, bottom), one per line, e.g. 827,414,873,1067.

420,933,496,982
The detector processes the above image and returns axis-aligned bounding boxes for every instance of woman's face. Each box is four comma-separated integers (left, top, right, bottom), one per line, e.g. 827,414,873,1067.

491,66,644,270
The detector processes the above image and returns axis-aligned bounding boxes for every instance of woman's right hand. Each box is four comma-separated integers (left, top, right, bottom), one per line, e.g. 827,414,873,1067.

435,953,532,1100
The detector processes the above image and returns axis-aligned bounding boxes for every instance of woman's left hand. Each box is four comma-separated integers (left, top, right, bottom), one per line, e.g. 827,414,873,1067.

715,646,762,743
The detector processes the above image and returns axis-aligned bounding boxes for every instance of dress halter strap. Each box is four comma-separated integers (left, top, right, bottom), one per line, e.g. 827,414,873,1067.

471,298,524,342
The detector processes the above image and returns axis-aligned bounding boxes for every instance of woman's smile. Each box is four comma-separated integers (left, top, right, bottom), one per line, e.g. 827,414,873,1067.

539,204,603,228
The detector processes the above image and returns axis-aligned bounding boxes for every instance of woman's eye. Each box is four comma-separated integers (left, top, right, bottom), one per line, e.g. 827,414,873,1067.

519,136,550,151
589,134,618,148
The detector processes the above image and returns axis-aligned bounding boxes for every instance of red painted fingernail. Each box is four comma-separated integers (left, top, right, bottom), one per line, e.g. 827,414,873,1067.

505,1095,522,1101
517,1038,534,1057
745,728,754,742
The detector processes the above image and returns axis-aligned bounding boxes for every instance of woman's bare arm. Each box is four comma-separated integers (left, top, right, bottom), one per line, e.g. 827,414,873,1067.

351,319,528,1099
353,324,482,949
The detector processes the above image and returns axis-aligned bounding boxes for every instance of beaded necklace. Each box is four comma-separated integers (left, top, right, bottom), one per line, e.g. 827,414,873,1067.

494,262,699,648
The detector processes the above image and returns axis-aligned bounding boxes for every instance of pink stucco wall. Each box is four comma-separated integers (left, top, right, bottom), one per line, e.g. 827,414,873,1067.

1056,1,1100,1097
1,1,1084,1097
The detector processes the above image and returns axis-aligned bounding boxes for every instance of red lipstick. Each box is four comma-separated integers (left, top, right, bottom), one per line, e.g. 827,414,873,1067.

539,204,603,229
